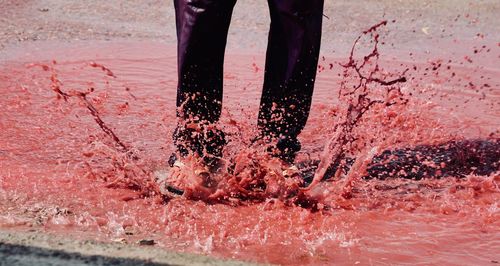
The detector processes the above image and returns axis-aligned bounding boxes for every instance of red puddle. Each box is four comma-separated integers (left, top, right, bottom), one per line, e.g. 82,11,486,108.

0,34,499,265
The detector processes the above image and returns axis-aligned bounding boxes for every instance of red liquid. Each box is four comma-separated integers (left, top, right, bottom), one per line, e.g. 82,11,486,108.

0,38,499,265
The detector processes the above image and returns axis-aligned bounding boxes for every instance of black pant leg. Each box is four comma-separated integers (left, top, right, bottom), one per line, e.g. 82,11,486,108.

174,0,237,158
259,0,324,143
175,0,237,123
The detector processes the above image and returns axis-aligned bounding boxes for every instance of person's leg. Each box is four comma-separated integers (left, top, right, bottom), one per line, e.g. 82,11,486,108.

174,0,237,159
259,0,324,163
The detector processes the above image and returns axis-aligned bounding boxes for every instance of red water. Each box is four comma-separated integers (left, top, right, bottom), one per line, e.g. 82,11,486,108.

0,30,499,265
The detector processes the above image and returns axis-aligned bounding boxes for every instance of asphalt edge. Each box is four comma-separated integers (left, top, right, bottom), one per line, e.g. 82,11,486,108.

0,229,265,266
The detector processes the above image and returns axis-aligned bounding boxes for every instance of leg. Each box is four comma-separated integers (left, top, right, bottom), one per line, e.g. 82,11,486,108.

259,0,325,162
174,0,237,158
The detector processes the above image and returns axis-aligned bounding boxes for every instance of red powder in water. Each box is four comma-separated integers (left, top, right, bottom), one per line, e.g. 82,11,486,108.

0,27,499,264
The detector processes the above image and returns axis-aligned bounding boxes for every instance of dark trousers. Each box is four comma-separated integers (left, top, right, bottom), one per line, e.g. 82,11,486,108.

174,0,324,160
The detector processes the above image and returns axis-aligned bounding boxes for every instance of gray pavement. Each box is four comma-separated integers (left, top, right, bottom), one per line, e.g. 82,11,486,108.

0,229,259,266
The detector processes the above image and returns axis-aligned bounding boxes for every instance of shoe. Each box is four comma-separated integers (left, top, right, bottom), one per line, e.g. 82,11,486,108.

155,159,186,197
155,153,216,199
282,164,300,179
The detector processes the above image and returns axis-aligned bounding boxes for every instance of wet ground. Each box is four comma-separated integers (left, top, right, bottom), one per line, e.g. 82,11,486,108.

0,0,499,265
